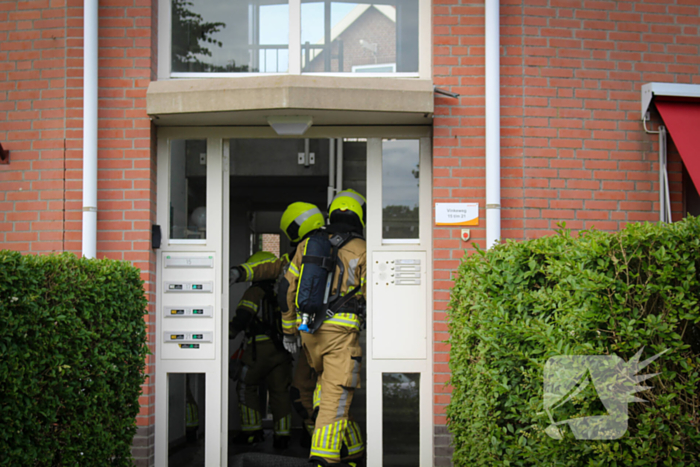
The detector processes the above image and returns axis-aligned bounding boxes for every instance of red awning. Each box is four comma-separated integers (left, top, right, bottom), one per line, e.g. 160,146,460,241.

655,100,700,190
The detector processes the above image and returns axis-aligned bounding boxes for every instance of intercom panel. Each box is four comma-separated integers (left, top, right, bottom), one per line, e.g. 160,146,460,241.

371,251,427,360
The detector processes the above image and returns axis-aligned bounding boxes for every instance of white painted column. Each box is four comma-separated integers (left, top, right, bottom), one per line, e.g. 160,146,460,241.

328,138,336,206
485,0,501,249
82,0,98,258
289,0,301,74
336,138,343,192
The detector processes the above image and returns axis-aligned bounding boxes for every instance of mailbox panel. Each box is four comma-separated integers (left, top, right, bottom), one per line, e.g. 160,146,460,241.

160,252,217,360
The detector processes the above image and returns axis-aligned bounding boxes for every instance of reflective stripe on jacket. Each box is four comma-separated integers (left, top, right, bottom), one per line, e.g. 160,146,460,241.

241,254,289,282
235,285,280,340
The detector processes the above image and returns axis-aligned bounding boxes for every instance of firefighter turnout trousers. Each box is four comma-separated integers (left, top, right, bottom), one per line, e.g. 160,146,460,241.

312,377,364,462
291,348,317,434
301,326,364,463
237,339,292,436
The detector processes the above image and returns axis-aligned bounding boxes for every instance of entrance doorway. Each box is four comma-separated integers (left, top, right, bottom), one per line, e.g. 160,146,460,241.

154,128,432,466
225,138,367,463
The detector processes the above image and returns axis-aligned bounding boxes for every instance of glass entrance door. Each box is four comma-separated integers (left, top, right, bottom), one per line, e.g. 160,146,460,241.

224,138,368,463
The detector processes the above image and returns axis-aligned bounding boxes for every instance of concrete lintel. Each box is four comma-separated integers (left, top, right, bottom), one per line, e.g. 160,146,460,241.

146,75,434,124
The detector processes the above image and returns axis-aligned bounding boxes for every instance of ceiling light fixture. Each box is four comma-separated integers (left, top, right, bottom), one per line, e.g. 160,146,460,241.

266,116,314,136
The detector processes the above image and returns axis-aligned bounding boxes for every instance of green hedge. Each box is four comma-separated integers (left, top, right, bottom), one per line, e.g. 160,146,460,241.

0,252,149,466
448,218,700,466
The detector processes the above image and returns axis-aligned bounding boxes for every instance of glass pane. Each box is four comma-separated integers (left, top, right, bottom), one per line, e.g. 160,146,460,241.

301,0,418,73
169,373,206,467
342,139,367,201
382,139,419,240
171,0,289,73
170,140,207,239
382,373,419,466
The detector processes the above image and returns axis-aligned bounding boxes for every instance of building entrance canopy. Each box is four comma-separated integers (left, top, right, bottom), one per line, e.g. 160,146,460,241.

146,75,434,126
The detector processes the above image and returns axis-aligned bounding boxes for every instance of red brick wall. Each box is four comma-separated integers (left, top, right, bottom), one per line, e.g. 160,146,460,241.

4,0,700,465
0,0,158,464
261,233,281,258
432,0,699,465
0,0,68,252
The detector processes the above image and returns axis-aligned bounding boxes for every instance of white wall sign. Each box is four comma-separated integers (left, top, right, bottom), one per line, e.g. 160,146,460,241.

435,203,479,226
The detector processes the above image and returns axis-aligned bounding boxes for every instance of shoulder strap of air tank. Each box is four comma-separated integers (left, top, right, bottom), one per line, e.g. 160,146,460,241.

329,230,362,249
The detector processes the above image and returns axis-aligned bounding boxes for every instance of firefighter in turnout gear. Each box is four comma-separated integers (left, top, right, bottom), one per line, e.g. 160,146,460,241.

284,190,367,465
230,249,290,286
279,202,326,446
228,202,325,447
229,251,293,450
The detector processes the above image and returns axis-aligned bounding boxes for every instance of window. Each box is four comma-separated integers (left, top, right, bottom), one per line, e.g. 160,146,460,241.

382,139,420,241
383,373,419,466
168,373,205,465
301,1,417,73
170,140,207,239
172,0,289,73
168,0,421,76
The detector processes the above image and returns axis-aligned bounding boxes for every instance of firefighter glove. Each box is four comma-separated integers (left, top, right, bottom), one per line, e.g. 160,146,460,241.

229,267,241,286
229,316,246,339
283,334,300,354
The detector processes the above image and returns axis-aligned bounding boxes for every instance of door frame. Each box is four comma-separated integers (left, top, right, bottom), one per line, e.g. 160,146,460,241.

154,126,433,466
155,136,225,466
366,136,433,466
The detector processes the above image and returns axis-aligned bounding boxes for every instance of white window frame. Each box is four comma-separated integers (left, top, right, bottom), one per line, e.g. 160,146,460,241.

158,0,432,80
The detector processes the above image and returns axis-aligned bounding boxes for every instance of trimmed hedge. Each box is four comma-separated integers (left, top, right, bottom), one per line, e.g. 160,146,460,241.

448,218,700,466
0,252,149,466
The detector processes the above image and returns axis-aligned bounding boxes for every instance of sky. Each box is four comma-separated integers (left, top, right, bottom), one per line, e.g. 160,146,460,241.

259,2,360,71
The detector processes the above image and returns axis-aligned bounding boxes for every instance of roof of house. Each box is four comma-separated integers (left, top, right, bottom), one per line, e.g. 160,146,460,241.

304,4,396,66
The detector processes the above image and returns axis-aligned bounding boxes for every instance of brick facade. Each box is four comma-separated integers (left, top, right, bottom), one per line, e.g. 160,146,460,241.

0,0,158,464
432,0,699,464
261,232,281,258
1,0,68,252
2,0,699,465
